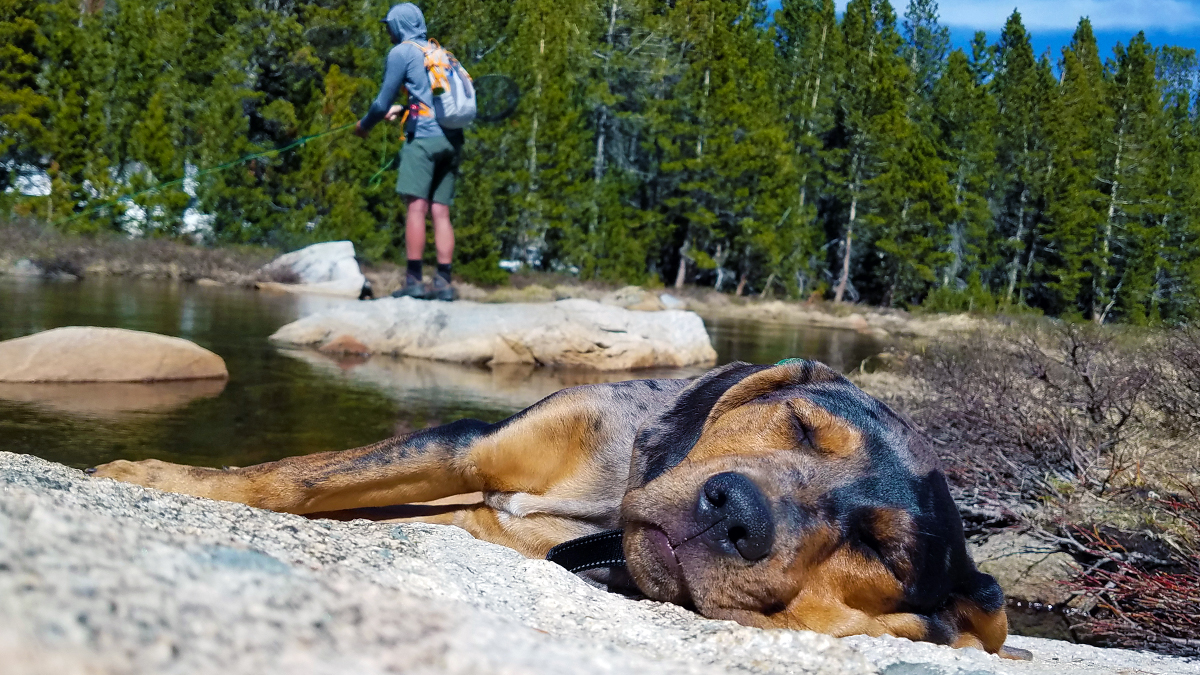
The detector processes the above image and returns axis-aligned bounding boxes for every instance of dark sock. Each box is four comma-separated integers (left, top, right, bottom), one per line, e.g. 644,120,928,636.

436,263,452,283
406,259,422,280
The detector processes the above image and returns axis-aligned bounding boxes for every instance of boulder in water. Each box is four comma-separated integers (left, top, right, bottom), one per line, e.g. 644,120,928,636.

258,241,367,298
0,327,228,382
270,297,717,371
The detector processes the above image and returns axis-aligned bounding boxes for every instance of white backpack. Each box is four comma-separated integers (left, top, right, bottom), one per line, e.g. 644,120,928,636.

405,39,476,129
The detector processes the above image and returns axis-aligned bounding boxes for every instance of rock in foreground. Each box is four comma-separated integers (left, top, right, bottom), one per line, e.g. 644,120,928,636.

3,452,1195,675
270,297,718,371
0,327,227,382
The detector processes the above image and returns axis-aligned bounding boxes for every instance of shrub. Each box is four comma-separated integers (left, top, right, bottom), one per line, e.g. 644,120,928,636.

906,322,1156,497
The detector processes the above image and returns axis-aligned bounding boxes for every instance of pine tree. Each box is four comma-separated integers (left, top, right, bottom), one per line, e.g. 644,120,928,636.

868,0,955,307
931,47,996,290
901,0,948,101
831,0,918,304
9,0,1200,324
991,11,1049,305
1041,19,1107,318
1154,46,1200,322
1099,33,1166,324
0,0,48,203
775,0,842,296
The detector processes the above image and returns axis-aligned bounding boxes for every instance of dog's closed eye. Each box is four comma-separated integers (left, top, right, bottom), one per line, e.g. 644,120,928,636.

785,399,863,458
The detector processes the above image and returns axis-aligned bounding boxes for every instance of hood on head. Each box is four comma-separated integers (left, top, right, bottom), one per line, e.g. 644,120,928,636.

383,3,427,44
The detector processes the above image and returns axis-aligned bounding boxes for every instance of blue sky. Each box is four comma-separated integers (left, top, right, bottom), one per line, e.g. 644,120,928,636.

782,1,1200,64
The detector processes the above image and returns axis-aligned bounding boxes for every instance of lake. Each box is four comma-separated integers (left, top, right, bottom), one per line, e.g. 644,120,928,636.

0,276,886,469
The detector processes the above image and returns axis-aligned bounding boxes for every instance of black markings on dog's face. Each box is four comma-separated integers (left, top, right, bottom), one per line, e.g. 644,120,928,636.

632,362,772,486
620,360,1007,652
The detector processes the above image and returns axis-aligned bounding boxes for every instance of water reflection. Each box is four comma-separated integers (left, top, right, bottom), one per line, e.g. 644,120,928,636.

703,315,885,373
283,348,710,415
0,379,227,417
0,276,887,468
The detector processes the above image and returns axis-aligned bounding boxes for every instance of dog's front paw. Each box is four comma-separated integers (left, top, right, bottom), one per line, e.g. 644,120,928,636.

88,458,249,504
89,458,188,490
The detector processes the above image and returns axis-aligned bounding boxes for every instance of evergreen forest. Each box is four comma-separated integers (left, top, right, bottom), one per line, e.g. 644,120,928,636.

4,0,1200,324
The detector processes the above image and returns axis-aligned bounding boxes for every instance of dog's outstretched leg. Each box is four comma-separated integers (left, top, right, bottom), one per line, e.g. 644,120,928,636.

91,386,627,518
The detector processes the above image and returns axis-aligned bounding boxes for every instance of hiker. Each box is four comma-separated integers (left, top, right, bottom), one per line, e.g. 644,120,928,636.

354,2,468,301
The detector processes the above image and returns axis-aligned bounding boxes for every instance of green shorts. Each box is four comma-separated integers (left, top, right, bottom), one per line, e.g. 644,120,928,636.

395,133,463,205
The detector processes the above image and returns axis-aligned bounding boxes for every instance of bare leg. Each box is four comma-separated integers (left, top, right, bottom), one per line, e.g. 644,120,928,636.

431,202,454,265
405,197,430,263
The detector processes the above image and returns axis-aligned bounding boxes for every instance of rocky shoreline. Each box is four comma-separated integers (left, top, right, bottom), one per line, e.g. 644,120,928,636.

3,451,1194,675
0,224,980,339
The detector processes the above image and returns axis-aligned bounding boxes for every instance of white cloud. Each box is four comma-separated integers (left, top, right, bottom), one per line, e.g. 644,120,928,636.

833,1,1200,33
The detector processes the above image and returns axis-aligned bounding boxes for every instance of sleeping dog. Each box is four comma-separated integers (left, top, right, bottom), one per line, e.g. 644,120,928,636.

91,360,1027,658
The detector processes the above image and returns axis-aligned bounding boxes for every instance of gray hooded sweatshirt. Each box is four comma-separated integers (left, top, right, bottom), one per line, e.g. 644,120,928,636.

359,3,444,139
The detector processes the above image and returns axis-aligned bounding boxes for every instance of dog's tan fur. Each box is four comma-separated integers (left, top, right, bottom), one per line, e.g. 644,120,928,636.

92,362,1023,658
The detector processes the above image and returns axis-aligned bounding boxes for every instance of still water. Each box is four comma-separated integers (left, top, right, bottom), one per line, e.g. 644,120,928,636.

0,277,886,469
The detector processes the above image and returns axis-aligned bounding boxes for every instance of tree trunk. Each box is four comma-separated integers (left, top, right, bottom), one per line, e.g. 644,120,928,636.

594,109,606,184
809,24,827,115
1004,150,1030,304
594,0,618,184
834,190,857,303
735,272,748,296
674,232,690,290
1094,115,1125,324
521,33,545,266
697,67,710,156
945,145,968,286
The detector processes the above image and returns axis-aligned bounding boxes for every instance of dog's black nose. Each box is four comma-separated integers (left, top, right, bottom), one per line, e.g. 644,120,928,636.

695,472,774,561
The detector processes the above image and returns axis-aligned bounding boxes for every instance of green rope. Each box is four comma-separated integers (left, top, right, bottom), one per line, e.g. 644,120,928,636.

52,121,359,228
367,131,398,188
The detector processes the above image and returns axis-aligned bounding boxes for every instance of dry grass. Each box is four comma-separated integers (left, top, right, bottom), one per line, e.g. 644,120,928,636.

894,321,1200,655
0,220,284,284
1063,488,1200,655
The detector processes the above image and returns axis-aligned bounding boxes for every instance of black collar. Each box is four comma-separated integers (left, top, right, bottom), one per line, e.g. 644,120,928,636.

546,529,626,573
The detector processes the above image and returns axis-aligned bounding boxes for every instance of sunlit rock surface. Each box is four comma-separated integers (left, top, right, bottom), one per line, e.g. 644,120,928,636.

3,451,1195,675
0,326,228,382
270,297,719,371
257,241,367,298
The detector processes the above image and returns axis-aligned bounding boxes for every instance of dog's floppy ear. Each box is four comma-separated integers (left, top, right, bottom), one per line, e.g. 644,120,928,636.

629,360,844,487
905,470,1008,652
629,362,772,487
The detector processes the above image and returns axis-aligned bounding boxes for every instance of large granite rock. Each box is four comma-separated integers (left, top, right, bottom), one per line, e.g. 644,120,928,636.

0,327,228,382
258,241,367,298
3,452,1194,675
270,297,719,371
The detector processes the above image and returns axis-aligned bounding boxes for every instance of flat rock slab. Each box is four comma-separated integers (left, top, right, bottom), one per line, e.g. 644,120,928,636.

3,452,1194,675
270,297,719,371
0,326,228,382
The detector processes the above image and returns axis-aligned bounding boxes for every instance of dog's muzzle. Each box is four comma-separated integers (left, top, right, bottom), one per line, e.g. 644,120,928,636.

694,472,775,561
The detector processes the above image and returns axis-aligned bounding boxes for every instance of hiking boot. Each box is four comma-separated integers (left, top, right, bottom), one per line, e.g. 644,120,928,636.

391,274,428,299
431,274,456,301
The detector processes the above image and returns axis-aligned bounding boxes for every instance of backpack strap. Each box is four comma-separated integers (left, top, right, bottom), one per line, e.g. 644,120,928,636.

402,39,451,96
398,40,436,117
